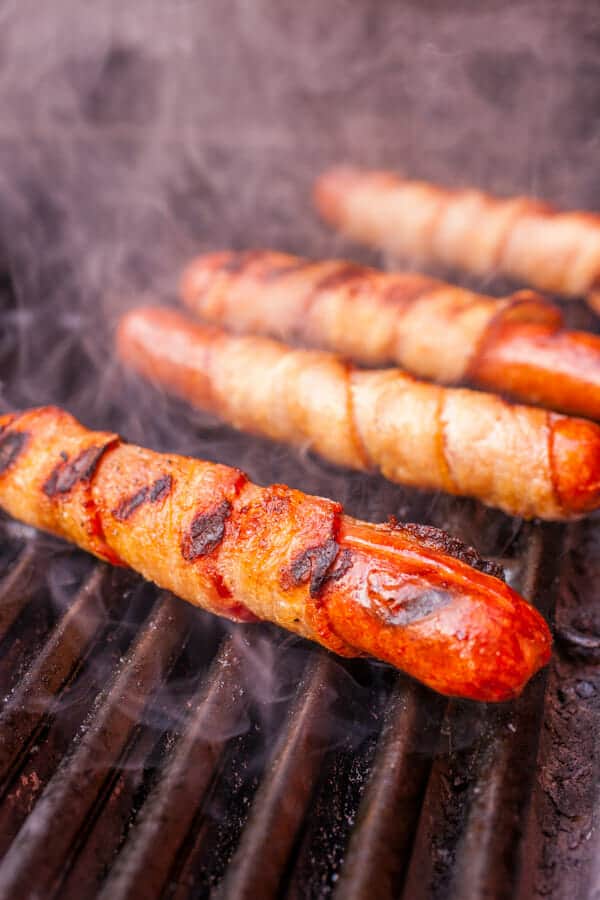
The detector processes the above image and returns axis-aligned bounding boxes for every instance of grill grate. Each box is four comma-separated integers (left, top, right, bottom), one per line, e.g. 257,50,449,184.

0,510,596,899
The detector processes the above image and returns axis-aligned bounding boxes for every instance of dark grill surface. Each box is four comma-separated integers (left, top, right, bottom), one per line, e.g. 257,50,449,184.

0,496,598,899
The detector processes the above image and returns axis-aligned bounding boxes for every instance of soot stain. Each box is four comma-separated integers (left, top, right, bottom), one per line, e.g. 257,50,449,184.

0,431,29,474
182,499,232,561
43,445,108,497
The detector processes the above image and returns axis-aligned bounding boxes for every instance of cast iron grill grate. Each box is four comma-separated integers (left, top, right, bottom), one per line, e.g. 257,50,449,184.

0,506,597,899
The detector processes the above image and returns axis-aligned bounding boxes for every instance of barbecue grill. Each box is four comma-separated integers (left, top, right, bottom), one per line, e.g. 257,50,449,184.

1,3,600,898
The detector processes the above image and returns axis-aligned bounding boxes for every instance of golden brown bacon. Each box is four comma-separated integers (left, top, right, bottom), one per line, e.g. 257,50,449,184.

0,406,551,701
179,249,600,422
314,166,600,303
118,307,600,520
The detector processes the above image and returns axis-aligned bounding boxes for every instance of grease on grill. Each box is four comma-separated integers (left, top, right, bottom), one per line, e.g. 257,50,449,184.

0,430,28,474
43,445,109,497
283,538,354,598
182,499,231,560
400,522,505,581
113,475,174,522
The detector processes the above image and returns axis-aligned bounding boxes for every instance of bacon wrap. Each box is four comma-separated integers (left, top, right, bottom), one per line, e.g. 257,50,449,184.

0,406,552,701
179,249,600,423
118,308,600,520
314,166,600,300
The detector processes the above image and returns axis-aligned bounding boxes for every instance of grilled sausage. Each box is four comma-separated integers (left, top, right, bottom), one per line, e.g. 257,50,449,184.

180,249,600,422
117,307,600,520
0,406,551,701
314,166,600,303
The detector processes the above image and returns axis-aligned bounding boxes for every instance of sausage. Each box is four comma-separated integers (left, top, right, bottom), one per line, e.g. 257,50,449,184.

314,165,600,302
0,405,552,701
117,307,600,520
180,249,600,422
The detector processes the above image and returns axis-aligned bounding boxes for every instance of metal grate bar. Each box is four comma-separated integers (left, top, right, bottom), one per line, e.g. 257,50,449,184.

0,566,111,791
400,524,565,900
517,520,600,900
0,594,192,899
218,654,339,900
332,678,445,900
0,539,46,639
446,525,564,900
98,633,252,900
0,576,152,863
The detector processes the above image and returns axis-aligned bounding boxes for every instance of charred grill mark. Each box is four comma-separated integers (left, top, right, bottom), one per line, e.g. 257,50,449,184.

400,522,505,581
182,499,232,561
0,431,28,475
285,538,354,598
43,445,109,497
113,487,149,521
149,474,173,502
324,548,353,584
113,474,173,521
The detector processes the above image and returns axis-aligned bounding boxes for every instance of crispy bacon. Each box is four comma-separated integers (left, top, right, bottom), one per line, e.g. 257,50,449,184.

118,307,600,520
0,406,551,701
314,166,600,303
180,248,600,423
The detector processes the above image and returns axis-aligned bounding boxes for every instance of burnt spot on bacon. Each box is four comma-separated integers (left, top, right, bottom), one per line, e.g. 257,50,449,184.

400,522,505,581
284,539,354,598
0,431,29,475
43,445,109,497
182,499,232,561
113,474,173,521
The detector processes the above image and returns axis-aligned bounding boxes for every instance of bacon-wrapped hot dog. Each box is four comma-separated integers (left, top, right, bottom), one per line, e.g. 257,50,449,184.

180,250,600,422
314,166,600,304
0,406,551,701
118,307,600,520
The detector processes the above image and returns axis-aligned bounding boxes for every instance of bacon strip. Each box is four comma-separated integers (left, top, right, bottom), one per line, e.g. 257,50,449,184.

180,249,600,422
117,308,600,520
0,406,551,701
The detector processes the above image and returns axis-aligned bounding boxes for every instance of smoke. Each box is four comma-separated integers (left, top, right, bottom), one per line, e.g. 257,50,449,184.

0,1,598,797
